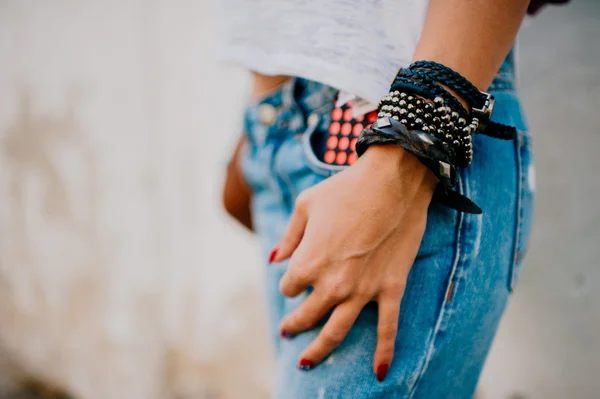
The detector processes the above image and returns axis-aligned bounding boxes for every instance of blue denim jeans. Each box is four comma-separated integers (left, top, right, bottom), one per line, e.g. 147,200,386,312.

241,54,534,398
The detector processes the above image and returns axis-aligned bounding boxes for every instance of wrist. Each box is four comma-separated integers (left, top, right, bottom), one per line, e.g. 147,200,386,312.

361,145,438,202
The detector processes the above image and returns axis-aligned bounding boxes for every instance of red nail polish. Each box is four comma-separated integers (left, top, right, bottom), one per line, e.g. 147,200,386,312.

299,358,314,371
280,329,293,339
376,364,389,382
268,246,279,263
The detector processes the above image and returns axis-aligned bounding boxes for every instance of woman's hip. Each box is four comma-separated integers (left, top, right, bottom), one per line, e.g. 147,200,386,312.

241,76,534,397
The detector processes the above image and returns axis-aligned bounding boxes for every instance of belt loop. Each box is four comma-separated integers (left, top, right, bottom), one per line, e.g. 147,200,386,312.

281,78,297,108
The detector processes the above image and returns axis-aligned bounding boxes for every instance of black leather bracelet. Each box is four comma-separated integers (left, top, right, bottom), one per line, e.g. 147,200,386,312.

406,60,517,139
391,76,468,117
357,117,483,214
408,60,485,109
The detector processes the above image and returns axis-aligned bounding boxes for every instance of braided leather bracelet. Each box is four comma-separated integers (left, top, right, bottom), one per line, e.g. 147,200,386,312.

406,61,517,138
408,60,485,107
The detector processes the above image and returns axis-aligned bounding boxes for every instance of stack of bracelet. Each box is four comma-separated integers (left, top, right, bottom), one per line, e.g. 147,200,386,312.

377,92,476,167
356,60,518,214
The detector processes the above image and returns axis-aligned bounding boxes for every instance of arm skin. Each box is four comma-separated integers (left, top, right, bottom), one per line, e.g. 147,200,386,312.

414,0,529,91
222,134,253,231
274,0,530,381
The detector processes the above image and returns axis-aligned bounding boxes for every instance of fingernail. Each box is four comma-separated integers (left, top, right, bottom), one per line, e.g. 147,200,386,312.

376,364,389,382
280,329,294,339
268,246,279,263
299,358,314,371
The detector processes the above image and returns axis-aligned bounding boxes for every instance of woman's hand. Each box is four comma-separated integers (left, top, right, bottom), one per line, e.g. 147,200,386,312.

271,145,437,381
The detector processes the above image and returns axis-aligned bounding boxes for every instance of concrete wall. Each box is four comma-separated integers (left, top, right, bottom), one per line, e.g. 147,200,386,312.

480,3,600,398
0,1,597,398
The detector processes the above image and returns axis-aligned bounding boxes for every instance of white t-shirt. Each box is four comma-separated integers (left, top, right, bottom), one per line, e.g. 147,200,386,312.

220,0,429,104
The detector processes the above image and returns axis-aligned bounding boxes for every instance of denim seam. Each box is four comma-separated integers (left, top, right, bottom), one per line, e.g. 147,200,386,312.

274,139,300,208
509,134,525,291
407,181,467,398
272,108,307,211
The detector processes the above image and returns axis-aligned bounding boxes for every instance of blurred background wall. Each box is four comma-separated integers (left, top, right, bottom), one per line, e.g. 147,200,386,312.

0,1,597,398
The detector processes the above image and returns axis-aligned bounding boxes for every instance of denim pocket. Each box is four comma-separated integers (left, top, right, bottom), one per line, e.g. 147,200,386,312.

300,113,346,177
509,133,535,291
273,134,327,208
272,105,351,209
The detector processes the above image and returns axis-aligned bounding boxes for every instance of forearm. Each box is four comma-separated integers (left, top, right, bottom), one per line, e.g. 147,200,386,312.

222,135,254,231
413,0,529,91
368,1,529,204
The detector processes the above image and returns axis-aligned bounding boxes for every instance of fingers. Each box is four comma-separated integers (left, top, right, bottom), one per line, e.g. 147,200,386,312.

270,193,309,263
297,299,363,369
278,247,313,298
372,294,401,382
279,289,337,337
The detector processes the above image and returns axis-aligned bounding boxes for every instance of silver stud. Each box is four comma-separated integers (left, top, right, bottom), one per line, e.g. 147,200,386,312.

439,162,452,178
376,117,392,128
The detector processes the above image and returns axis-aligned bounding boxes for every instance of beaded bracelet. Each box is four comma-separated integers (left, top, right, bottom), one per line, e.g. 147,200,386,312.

402,61,517,139
377,91,476,167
